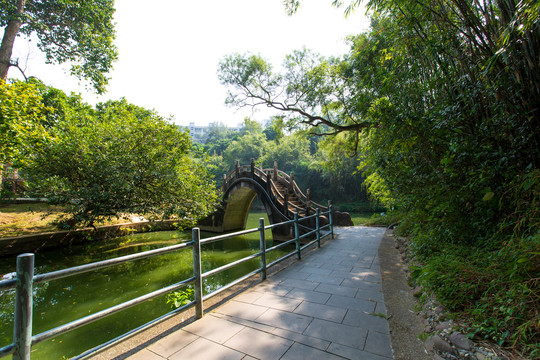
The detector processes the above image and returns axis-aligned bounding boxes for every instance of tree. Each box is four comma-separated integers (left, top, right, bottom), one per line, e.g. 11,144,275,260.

263,116,285,143
23,98,218,229
203,122,240,155
268,2,540,353
218,50,372,139
240,117,263,135
219,4,540,238
0,0,117,93
313,133,368,202
0,79,49,191
222,132,269,171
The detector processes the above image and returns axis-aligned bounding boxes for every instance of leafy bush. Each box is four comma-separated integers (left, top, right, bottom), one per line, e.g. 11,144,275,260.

23,96,219,229
166,288,195,309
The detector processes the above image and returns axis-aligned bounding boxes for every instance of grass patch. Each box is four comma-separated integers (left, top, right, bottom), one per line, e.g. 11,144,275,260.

0,203,133,238
349,212,376,226
348,211,402,227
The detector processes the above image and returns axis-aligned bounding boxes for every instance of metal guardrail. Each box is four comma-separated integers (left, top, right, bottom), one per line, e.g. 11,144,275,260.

0,208,334,360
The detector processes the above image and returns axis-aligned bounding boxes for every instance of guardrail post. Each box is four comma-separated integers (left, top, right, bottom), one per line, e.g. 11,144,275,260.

251,158,255,179
328,201,334,239
13,253,34,360
235,160,240,179
259,218,267,281
192,228,203,319
316,208,321,248
294,212,301,260
273,161,278,180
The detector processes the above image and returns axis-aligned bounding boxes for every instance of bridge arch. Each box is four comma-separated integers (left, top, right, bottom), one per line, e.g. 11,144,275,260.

197,161,352,237
220,178,278,232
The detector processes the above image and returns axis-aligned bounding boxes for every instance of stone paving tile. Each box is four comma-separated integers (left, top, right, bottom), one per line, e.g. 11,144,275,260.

182,314,245,344
211,312,276,333
278,278,319,290
364,274,383,283
329,269,364,281
318,251,346,258
364,330,394,358
300,260,324,268
341,277,382,289
273,268,311,280
327,342,393,360
146,330,198,358
223,327,293,360
340,258,370,267
214,300,268,321
375,301,387,315
255,308,313,333
234,290,264,304
355,287,384,302
126,349,165,360
318,263,353,272
353,270,381,279
281,342,344,360
303,318,368,349
253,293,303,312
314,282,358,298
285,288,331,304
327,294,377,313
168,337,244,360
342,309,390,334
270,328,330,351
305,273,344,285
298,265,333,276
349,262,374,269
255,283,293,296
293,301,347,323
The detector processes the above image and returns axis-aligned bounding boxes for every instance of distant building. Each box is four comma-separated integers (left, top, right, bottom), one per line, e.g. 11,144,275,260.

182,122,244,143
188,122,207,139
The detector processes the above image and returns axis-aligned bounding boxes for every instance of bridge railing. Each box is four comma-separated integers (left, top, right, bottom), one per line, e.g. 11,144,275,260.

268,169,329,212
0,207,334,360
222,162,331,221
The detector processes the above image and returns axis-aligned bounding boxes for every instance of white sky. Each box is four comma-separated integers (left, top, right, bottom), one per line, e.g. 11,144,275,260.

10,0,370,127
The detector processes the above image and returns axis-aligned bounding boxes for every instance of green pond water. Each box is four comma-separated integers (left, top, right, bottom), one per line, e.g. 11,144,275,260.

0,212,291,359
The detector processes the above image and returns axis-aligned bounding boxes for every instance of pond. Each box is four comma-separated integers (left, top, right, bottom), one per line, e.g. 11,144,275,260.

0,212,291,359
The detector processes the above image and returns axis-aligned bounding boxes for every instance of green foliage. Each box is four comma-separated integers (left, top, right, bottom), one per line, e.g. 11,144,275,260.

263,116,286,143
199,123,372,204
222,132,269,171
221,0,539,354
0,80,49,167
203,122,240,155
410,233,539,355
0,0,118,93
23,96,218,229
166,288,194,309
311,133,368,202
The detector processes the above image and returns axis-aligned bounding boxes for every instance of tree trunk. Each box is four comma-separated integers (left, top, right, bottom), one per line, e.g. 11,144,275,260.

0,0,26,81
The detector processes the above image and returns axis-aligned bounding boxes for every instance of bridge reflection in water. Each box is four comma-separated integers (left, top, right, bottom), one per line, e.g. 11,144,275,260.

198,160,353,240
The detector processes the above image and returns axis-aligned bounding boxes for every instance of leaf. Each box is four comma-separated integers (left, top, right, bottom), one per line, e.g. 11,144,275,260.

482,192,495,202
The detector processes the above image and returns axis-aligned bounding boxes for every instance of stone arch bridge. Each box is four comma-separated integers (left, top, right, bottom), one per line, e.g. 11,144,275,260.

198,160,353,239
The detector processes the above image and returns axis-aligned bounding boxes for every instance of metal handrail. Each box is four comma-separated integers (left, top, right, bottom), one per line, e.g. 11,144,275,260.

0,207,334,360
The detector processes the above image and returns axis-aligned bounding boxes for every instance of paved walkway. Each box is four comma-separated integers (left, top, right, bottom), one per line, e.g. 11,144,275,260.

127,226,392,360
